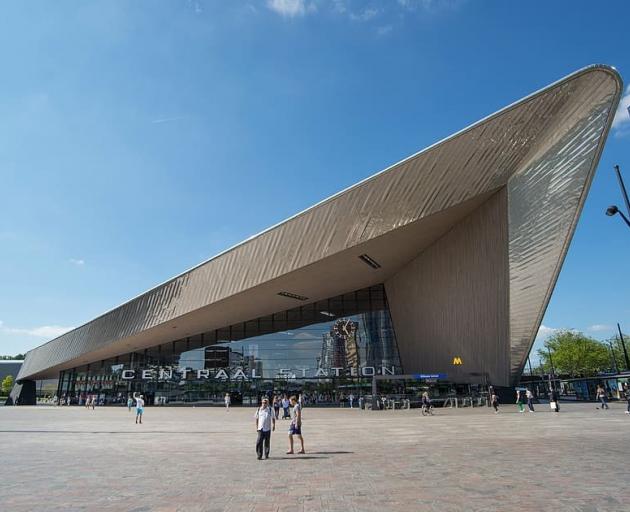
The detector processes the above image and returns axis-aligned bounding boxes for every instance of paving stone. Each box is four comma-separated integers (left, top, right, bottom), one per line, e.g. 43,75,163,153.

0,403,629,511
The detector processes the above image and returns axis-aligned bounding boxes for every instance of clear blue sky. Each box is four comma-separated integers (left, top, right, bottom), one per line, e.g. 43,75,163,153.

1,1,629,363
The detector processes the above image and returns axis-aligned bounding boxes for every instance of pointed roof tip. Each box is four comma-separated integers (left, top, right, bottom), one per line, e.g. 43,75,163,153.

571,64,623,91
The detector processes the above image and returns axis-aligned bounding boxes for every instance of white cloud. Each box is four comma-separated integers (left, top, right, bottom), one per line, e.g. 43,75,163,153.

398,0,464,10
69,258,85,266
151,116,187,124
349,7,379,22
1,323,75,339
263,0,462,29
588,324,614,332
535,324,559,341
612,85,630,137
267,0,309,17
377,24,392,36
332,0,346,14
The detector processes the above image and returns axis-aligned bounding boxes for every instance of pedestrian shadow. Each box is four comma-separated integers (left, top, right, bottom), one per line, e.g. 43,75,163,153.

307,451,353,454
0,430,236,434
273,456,329,460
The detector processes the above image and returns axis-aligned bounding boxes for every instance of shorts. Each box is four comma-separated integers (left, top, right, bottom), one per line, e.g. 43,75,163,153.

136,407,144,414
289,424,302,436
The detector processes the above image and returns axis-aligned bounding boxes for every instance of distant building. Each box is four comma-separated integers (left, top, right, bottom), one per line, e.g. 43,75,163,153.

1,360,23,383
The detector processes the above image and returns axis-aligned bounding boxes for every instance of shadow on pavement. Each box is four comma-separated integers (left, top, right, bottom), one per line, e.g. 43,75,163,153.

0,430,236,434
307,451,353,454
273,456,329,460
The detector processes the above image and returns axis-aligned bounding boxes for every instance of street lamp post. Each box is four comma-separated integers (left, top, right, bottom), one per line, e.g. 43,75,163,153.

547,346,556,391
606,165,630,229
609,341,620,374
606,205,630,228
617,323,630,371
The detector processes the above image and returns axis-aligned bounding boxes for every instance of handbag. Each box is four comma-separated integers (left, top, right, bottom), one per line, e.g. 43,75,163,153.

550,401,557,410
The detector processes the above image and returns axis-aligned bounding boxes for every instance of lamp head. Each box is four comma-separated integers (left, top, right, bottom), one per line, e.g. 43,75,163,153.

606,205,619,217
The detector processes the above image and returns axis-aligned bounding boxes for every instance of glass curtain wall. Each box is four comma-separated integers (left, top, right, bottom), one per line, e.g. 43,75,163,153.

57,284,402,406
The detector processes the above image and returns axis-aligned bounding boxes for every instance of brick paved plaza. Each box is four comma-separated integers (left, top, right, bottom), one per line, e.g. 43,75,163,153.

1,403,629,512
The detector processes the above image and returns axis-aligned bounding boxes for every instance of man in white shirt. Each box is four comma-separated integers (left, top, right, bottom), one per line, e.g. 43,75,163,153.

255,397,275,460
133,392,145,424
281,396,290,419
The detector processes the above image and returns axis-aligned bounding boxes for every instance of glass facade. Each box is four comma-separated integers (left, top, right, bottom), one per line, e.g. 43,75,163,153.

56,285,402,405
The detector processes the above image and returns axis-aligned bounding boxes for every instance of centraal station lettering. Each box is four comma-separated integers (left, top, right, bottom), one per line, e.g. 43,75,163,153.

120,366,398,381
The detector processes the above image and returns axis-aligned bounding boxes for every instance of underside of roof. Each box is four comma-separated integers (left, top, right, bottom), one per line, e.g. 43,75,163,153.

18,65,622,383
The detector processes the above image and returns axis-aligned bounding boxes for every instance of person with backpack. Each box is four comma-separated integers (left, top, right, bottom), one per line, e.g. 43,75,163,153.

254,397,275,460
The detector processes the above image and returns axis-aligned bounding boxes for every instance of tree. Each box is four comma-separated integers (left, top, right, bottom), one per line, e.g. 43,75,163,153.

537,330,611,378
1,375,14,395
604,334,630,372
0,354,25,360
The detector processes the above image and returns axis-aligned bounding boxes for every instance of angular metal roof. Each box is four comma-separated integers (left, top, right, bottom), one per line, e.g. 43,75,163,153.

18,65,622,382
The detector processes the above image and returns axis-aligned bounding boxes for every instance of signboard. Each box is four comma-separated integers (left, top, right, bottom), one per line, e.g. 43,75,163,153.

116,365,399,381
412,373,447,380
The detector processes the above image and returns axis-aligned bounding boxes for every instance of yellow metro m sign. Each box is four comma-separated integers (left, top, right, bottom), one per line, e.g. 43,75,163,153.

452,356,463,365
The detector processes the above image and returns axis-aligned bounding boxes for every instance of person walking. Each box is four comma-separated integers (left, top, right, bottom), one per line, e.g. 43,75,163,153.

255,397,276,460
272,396,280,419
421,391,433,415
515,389,525,413
287,396,305,454
623,383,630,415
525,388,535,413
596,384,609,410
281,395,290,420
491,390,499,413
133,392,145,424
224,392,231,412
349,393,355,409
549,387,560,413
127,395,133,412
